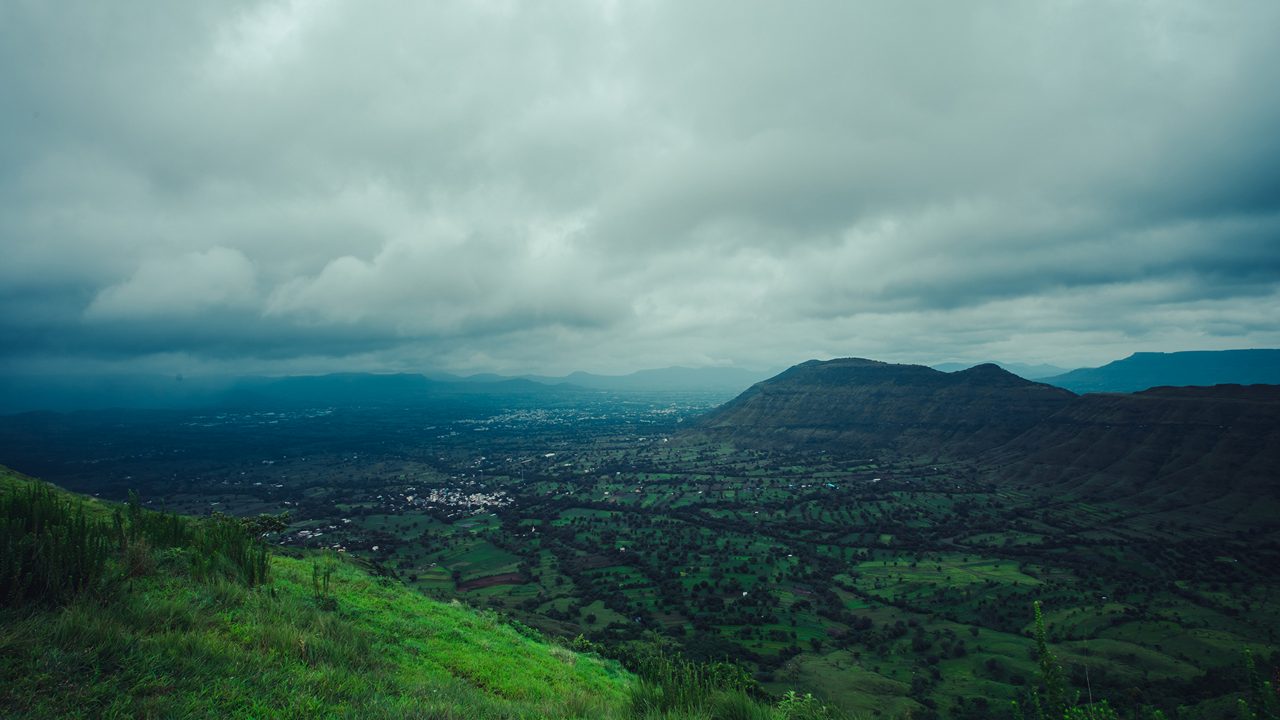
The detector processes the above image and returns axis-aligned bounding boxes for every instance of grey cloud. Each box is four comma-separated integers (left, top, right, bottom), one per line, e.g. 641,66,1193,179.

2,1,1279,376
86,247,258,320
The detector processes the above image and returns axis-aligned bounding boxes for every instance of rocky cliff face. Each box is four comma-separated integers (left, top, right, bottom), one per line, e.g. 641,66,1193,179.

694,358,1075,459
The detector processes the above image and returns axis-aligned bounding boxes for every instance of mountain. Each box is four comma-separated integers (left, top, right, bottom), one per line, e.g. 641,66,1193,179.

1,366,772,414
222,372,579,408
220,368,771,407
430,366,773,393
0,372,586,413
1040,349,1280,393
931,361,1068,379
531,366,775,393
0,373,239,413
695,356,1280,513
982,384,1280,518
694,358,1075,459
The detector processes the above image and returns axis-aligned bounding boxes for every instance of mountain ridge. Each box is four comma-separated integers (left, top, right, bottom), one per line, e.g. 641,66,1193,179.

690,356,1280,511
931,360,1068,379
0,366,773,414
1040,349,1280,393
694,357,1076,459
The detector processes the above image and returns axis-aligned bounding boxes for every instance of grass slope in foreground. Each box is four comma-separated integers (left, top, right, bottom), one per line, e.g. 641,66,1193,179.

0,467,833,720
0,467,629,718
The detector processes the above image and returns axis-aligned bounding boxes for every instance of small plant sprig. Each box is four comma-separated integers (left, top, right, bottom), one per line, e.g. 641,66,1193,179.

1240,649,1280,720
311,550,337,608
778,689,833,719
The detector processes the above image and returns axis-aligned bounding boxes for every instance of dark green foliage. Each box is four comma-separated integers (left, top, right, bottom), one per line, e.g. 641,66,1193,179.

1060,701,1121,720
776,689,836,719
1020,601,1124,720
191,512,271,586
1016,601,1280,720
621,639,796,717
0,547,635,719
1,481,113,606
311,549,336,600
1033,600,1068,718
1015,601,1114,720
1,480,272,609
115,490,190,547
1241,650,1280,720
241,510,291,537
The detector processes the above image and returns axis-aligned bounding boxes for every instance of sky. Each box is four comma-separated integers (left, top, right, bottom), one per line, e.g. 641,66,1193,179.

2,1,1279,378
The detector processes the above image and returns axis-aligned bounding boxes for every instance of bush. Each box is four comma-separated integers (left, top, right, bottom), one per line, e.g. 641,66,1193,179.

0,480,274,609
1,481,114,606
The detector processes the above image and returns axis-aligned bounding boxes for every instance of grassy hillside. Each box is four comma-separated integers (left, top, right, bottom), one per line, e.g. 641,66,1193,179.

0,467,831,720
6,464,1274,719
0,467,631,719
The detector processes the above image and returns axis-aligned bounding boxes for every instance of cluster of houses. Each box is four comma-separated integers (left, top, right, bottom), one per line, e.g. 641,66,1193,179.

379,485,513,519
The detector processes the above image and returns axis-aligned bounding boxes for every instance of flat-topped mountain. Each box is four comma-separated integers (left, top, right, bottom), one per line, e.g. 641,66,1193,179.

1041,349,1280,393
694,358,1075,459
695,356,1280,511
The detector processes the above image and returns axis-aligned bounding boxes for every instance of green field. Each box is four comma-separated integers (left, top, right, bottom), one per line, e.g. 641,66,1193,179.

5,396,1277,719
334,442,1280,719
2,467,848,720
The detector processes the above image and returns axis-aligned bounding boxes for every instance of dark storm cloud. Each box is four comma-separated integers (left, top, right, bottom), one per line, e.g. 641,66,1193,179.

2,0,1278,376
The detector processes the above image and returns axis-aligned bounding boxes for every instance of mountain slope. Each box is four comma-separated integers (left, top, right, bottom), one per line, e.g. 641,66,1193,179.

0,366,766,414
1041,349,1280,393
983,384,1280,518
931,361,1067,379
0,468,826,720
539,367,774,393
692,356,1280,515
694,358,1075,459
223,373,583,408
0,372,583,414
0,467,633,719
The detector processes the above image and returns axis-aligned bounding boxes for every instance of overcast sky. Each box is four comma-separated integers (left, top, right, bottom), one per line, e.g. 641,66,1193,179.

2,1,1278,377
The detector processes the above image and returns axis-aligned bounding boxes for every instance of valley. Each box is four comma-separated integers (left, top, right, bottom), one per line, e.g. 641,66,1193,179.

3,361,1277,718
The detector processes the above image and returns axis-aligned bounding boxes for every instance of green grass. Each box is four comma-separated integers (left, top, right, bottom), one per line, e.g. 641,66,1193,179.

0,467,842,720
0,552,634,719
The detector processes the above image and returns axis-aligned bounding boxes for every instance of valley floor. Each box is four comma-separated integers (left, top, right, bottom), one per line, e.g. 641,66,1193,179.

2,400,1277,719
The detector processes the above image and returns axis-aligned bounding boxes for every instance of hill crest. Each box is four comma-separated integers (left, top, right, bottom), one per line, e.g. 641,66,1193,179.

693,356,1280,510
695,357,1075,458
1041,348,1280,393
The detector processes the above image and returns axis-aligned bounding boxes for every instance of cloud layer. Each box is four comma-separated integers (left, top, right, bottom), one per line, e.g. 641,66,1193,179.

3,1,1279,375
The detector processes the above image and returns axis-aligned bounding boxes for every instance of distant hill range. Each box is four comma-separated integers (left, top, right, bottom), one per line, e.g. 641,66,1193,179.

692,356,1280,514
1039,349,1280,393
931,361,1067,379
0,366,773,413
433,366,775,394
0,372,577,413
220,373,582,408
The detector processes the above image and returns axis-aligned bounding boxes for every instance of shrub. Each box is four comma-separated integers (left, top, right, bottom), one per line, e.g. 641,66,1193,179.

1,481,113,606
1,480,274,609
